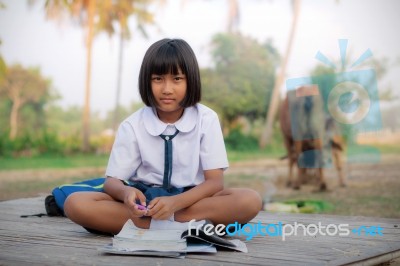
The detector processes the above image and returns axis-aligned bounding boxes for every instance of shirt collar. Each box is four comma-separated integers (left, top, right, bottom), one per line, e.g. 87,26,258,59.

143,106,198,136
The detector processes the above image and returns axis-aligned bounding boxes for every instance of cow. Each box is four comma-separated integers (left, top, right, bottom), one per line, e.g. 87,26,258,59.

279,86,346,191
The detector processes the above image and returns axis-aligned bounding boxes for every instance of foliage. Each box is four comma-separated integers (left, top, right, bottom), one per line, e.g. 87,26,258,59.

0,97,10,134
0,98,145,158
201,33,279,125
45,105,83,136
225,118,286,152
309,56,394,143
0,55,6,82
224,127,259,151
0,64,54,139
89,134,114,154
60,134,82,155
103,101,144,128
0,129,97,157
0,130,63,157
96,0,155,39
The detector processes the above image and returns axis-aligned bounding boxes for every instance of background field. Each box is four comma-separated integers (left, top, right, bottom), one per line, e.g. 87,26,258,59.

1,147,399,219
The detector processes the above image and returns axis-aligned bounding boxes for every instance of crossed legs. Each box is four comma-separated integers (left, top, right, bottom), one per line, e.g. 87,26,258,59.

64,188,262,235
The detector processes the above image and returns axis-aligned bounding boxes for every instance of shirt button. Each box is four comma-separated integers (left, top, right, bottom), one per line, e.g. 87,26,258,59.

165,136,170,140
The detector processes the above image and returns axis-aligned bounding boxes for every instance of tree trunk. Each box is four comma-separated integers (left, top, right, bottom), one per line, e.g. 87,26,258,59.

82,0,95,152
259,0,301,149
113,30,125,132
9,97,21,140
227,0,239,32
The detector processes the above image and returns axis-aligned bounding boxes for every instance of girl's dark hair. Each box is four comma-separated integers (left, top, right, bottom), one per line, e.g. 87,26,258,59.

139,38,201,107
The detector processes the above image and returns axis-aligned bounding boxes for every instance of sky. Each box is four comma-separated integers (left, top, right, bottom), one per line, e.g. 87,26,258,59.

1,0,399,116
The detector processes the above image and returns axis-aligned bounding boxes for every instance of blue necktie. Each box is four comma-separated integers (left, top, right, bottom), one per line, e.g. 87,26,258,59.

159,130,179,191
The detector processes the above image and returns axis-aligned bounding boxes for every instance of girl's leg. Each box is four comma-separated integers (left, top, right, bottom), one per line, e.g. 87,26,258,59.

64,192,150,235
65,188,262,233
175,188,262,225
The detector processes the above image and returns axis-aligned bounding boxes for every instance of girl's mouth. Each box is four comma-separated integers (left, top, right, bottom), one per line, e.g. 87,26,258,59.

161,99,174,104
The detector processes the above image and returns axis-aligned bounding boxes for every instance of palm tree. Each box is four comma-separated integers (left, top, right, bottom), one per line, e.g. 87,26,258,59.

39,0,158,149
38,0,97,152
97,0,155,132
227,0,239,32
259,0,301,148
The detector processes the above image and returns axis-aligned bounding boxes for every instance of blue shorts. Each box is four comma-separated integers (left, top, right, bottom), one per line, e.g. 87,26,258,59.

123,180,194,205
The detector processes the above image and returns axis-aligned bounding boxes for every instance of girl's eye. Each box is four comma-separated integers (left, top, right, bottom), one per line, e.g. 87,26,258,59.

152,76,162,81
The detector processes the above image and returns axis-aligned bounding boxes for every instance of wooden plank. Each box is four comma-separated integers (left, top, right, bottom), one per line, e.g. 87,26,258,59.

255,211,400,226
1,197,399,266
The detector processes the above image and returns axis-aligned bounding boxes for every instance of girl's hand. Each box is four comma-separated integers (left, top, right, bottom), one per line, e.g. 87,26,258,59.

123,187,148,217
146,196,178,220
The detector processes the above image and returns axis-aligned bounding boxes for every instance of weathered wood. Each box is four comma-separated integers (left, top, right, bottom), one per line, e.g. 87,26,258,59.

0,197,399,266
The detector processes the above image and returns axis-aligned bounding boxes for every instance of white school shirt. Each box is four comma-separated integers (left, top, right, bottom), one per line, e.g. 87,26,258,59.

105,103,229,188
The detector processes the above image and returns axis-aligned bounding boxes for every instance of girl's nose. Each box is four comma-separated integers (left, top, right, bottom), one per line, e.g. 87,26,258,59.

162,79,173,94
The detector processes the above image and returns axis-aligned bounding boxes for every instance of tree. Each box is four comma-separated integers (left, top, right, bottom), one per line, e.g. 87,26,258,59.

0,65,50,139
0,55,5,81
96,0,155,131
35,0,158,150
0,56,7,135
46,105,83,136
34,0,98,151
201,33,279,127
103,101,144,129
227,0,239,32
259,0,301,148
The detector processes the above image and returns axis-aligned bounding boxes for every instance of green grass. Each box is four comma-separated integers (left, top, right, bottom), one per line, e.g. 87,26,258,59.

0,147,285,171
227,147,285,162
227,143,400,163
3,176,85,194
347,144,400,154
376,144,400,154
0,154,109,170
0,175,99,201
0,143,396,171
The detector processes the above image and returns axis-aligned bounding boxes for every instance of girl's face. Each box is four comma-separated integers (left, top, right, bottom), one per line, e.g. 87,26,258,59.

151,69,187,123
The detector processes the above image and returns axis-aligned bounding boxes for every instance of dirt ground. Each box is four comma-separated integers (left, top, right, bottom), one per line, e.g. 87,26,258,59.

225,153,400,219
0,167,105,201
0,154,399,219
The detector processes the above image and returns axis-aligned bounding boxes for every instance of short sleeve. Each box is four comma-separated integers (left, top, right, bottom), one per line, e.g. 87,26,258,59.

200,112,229,170
105,121,141,180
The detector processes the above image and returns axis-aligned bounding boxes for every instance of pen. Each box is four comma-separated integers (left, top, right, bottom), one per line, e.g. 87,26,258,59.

137,204,147,211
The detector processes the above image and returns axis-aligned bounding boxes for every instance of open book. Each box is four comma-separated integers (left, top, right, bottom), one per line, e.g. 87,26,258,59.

100,220,247,258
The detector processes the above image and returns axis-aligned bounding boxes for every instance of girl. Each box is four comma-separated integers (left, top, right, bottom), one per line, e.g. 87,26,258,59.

65,38,262,235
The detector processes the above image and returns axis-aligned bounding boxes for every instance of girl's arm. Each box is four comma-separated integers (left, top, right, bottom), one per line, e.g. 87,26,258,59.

104,177,148,217
147,169,224,220
174,169,224,209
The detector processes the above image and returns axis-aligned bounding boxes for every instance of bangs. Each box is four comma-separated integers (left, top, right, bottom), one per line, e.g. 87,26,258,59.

150,44,186,75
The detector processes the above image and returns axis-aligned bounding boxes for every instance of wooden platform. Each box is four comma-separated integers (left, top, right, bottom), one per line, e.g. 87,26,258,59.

0,197,399,266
